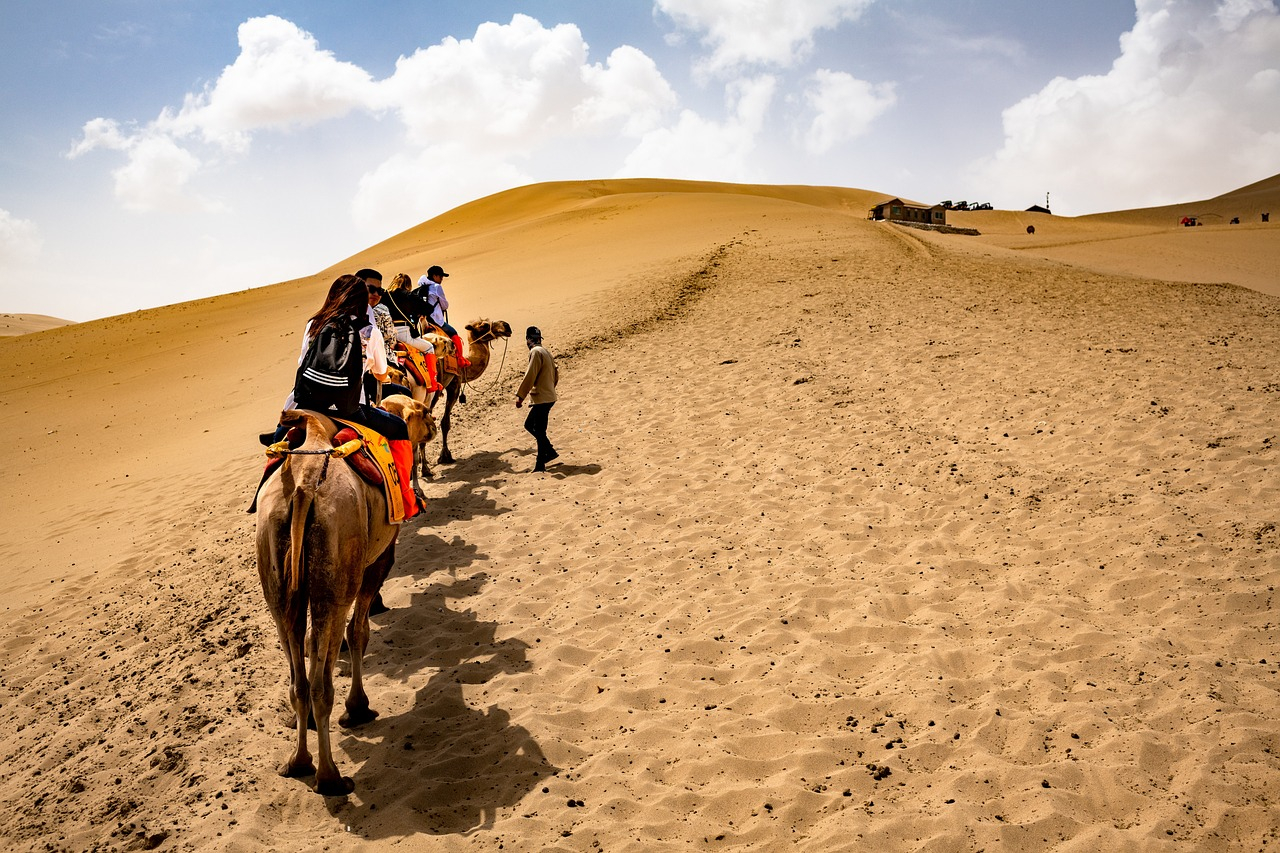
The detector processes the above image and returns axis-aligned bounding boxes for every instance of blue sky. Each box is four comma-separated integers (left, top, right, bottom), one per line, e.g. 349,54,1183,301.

2,0,1278,321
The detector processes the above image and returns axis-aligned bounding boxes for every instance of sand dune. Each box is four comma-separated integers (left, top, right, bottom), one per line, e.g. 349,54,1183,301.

1,178,1278,851
943,174,1280,298
1,313,73,336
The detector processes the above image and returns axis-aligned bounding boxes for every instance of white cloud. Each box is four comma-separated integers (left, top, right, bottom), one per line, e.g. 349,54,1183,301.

620,75,776,180
68,15,378,212
655,0,876,75
351,15,678,228
165,15,376,149
67,117,131,156
69,121,217,213
973,0,1280,213
380,15,674,148
108,134,214,213
0,208,42,266
577,45,679,136
69,13,679,224
800,69,896,154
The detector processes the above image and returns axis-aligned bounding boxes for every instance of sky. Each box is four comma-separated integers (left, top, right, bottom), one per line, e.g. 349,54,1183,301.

1,0,1278,321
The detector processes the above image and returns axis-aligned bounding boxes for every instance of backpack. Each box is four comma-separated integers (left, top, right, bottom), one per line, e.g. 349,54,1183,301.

293,315,363,416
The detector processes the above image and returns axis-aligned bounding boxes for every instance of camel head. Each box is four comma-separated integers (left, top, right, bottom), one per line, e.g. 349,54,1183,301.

465,319,513,344
380,394,437,445
384,364,409,387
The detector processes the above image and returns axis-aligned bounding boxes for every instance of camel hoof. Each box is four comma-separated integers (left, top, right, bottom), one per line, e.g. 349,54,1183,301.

279,757,315,779
340,706,380,728
316,775,355,797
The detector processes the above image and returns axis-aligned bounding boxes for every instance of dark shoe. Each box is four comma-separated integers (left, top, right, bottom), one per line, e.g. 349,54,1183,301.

259,432,276,447
532,463,546,473
544,449,559,464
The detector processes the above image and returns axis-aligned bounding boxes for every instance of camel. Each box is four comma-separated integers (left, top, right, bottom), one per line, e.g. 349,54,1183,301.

391,319,512,465
379,393,438,486
255,408,415,795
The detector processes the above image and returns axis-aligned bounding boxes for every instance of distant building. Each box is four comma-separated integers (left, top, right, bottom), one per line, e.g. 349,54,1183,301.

1025,204,1052,214
868,198,947,225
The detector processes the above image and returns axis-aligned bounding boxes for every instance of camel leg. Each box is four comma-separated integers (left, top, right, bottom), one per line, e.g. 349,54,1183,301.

415,441,433,482
341,540,396,728
277,609,315,779
437,387,457,465
261,525,315,778
308,604,355,796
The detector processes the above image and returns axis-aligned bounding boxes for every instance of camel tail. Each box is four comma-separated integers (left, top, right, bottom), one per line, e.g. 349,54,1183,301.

283,486,314,628
279,410,324,628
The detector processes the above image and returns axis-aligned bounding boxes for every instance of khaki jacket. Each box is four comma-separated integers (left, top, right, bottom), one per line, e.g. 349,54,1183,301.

517,345,559,404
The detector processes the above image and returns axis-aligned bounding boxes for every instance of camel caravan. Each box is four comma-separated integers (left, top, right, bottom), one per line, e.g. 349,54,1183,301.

251,266,509,795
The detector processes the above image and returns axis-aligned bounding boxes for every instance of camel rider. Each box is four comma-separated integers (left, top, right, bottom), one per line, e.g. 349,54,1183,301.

358,270,411,402
414,264,470,367
283,274,420,519
383,273,444,392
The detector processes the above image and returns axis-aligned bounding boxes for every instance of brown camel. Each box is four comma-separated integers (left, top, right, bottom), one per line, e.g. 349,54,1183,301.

255,409,405,795
392,319,512,465
433,319,512,463
379,393,438,486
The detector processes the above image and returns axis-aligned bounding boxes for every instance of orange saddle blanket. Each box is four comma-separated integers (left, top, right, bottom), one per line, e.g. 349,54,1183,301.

397,344,430,386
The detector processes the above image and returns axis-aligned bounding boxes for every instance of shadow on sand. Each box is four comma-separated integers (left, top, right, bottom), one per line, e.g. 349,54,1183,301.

317,447,557,838
508,447,602,478
332,570,555,838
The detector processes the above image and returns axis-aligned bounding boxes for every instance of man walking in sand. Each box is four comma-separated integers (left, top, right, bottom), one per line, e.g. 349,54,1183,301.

515,325,559,472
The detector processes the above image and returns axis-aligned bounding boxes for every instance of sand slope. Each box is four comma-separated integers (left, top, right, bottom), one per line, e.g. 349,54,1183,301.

1,179,1278,851
944,174,1280,297
1,314,74,336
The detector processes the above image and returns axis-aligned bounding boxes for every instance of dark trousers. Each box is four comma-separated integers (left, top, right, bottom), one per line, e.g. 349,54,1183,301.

289,398,409,442
347,403,409,441
524,402,555,463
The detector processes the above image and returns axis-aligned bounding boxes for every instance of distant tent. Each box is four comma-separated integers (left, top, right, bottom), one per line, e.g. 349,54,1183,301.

1025,204,1052,214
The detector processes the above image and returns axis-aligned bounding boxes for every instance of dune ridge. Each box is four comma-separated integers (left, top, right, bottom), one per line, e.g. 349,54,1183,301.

943,174,1280,297
1,314,74,336
1,178,1278,851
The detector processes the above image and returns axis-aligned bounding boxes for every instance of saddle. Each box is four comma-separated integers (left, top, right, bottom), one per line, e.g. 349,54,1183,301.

247,419,404,523
333,418,406,524
396,344,429,387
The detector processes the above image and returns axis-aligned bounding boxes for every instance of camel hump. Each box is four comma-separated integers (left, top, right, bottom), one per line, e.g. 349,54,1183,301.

281,409,340,446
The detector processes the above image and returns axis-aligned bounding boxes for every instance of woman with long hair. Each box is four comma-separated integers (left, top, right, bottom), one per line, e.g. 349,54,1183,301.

275,273,419,517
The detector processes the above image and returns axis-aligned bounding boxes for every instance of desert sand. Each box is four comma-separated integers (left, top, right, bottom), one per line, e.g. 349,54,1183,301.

0,314,73,337
1,178,1278,851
